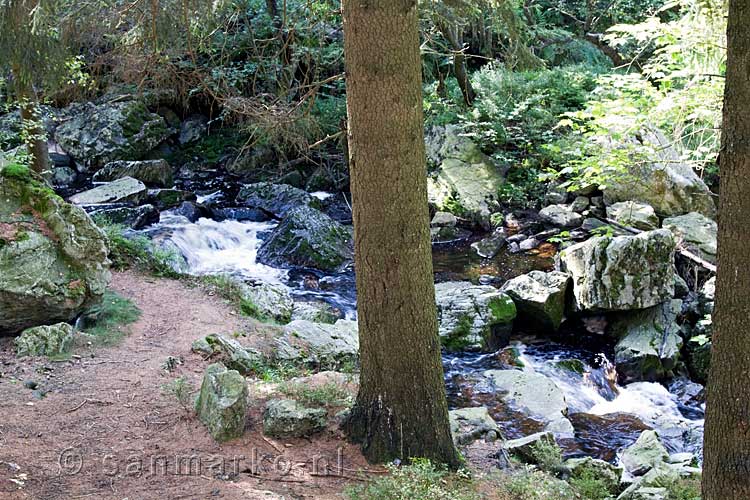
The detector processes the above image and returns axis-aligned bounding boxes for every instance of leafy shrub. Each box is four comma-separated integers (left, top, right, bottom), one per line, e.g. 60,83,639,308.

569,468,613,500
463,64,600,154
347,459,478,500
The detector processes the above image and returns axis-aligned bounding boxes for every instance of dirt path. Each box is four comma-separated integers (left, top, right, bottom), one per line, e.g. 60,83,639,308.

0,271,369,500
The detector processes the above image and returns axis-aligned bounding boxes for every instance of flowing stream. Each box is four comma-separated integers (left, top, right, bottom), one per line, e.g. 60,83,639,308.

140,208,705,463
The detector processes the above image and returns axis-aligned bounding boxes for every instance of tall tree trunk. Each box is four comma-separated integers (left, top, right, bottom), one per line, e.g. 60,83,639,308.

341,0,460,467
14,76,49,175
702,1,750,498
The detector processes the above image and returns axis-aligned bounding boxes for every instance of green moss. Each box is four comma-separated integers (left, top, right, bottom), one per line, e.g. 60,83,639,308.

121,101,149,137
442,313,474,351
1,163,31,181
488,295,517,324
556,358,585,374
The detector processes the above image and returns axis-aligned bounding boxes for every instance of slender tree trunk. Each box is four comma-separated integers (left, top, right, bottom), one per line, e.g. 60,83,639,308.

341,0,460,467
702,1,750,498
14,76,49,175
439,23,475,106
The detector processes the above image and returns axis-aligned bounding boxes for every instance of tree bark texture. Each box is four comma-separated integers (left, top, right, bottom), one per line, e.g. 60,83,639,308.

341,0,460,467
702,0,750,497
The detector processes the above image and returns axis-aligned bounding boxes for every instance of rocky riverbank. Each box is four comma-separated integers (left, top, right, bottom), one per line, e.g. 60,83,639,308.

0,91,716,499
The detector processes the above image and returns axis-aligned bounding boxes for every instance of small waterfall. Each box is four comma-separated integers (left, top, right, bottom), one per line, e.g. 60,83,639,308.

145,212,287,283
517,343,704,458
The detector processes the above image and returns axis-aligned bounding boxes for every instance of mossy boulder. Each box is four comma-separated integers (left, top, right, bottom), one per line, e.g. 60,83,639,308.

237,280,294,324
263,399,327,438
291,300,342,324
601,127,716,218
148,188,197,210
236,182,320,219
610,300,683,383
607,201,659,231
69,177,147,206
620,430,669,476
559,229,675,312
195,334,264,375
275,319,359,369
662,212,717,264
194,363,248,442
258,206,354,272
93,159,174,187
449,407,500,446
501,270,570,331
54,99,170,171
426,125,507,229
0,166,110,334
90,204,160,230
15,323,74,357
435,281,516,351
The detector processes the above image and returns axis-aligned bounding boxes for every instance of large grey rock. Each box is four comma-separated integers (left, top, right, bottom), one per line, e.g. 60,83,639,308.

237,280,294,324
69,177,147,206
610,300,683,383
93,160,174,187
0,167,110,334
601,127,715,218
471,229,506,259
54,99,170,171
236,182,319,219
607,201,659,231
662,212,717,264
559,229,675,312
449,407,500,445
148,188,197,211
502,432,556,463
15,323,74,357
194,363,248,442
90,204,160,230
258,206,353,272
197,334,264,375
291,301,341,324
426,125,507,228
435,281,516,351
484,370,573,435
501,271,570,331
620,430,669,476
263,399,327,438
539,204,584,228
275,319,359,369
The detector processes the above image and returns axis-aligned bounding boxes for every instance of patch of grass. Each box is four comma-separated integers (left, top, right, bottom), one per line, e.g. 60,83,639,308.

279,381,352,408
99,222,183,278
346,459,478,500
79,290,141,346
655,477,702,500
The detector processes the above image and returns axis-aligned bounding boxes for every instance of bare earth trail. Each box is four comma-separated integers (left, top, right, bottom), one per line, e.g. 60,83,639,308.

0,271,370,500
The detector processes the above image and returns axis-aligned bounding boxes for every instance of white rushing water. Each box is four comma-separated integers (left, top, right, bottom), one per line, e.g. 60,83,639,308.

517,344,704,457
149,212,287,283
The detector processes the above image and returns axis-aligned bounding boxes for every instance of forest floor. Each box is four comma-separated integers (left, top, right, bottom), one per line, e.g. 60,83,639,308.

0,271,377,500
